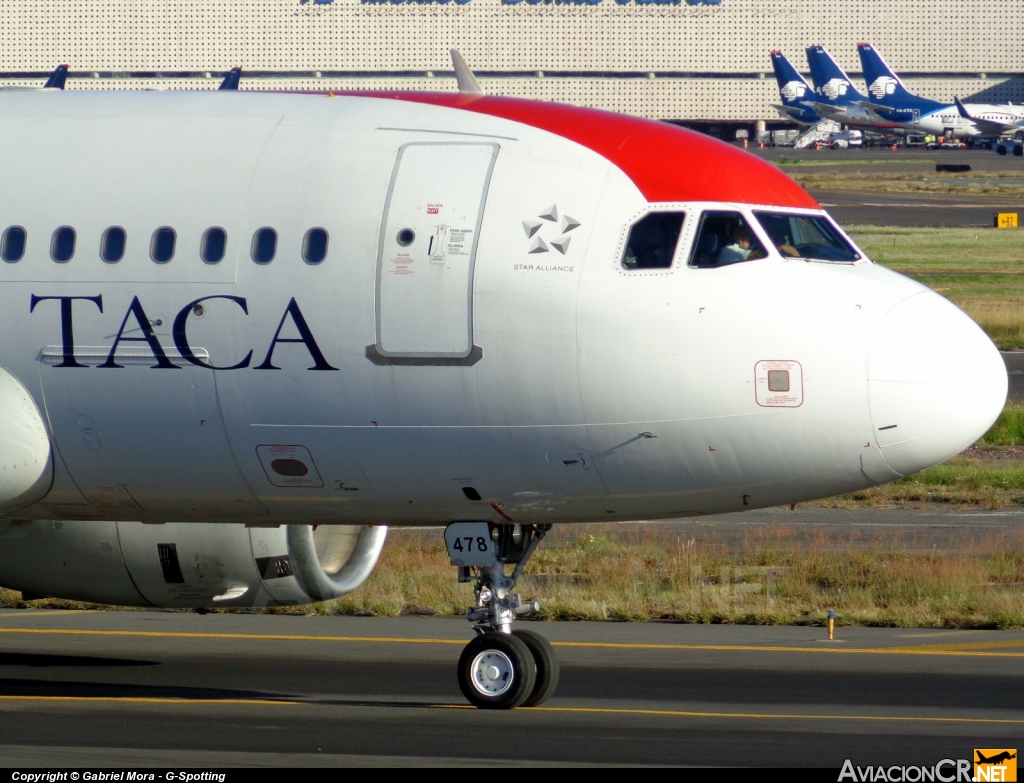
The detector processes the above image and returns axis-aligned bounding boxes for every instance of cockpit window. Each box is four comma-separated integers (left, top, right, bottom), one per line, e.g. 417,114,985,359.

753,212,860,262
689,211,766,268
621,211,685,270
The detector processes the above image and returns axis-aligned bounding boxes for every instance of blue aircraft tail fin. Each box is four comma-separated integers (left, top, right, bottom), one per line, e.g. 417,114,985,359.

44,64,68,90
769,51,820,125
858,42,946,114
857,43,915,102
805,46,863,105
218,67,242,91
770,50,812,105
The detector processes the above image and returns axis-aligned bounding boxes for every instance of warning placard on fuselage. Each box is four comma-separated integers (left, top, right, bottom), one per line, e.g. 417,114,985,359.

754,360,803,408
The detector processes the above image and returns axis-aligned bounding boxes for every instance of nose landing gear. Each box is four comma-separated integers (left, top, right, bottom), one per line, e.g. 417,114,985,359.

444,522,558,709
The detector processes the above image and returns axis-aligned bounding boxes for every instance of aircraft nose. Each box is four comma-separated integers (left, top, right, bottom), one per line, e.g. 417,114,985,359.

867,292,1007,476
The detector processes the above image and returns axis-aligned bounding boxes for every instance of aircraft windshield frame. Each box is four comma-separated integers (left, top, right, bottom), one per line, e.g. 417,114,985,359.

752,211,861,263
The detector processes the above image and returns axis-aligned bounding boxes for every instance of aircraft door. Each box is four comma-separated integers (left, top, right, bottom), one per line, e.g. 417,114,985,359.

370,143,498,364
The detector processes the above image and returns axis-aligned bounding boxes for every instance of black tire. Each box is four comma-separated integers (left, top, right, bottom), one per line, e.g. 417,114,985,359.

512,628,560,707
458,632,536,710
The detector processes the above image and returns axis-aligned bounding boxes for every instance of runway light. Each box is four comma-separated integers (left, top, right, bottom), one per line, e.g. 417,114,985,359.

827,609,836,640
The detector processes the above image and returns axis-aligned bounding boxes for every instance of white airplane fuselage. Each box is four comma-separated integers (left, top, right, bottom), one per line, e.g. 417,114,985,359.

885,104,1024,138
0,90,1007,529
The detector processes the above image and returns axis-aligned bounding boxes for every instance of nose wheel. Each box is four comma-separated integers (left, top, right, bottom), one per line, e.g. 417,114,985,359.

445,522,559,710
458,632,536,709
512,628,560,707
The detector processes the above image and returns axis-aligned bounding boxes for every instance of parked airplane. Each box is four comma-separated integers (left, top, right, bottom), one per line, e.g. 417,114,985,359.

953,97,1024,154
0,64,68,92
857,43,1024,139
0,58,1007,710
770,50,822,125
804,46,899,131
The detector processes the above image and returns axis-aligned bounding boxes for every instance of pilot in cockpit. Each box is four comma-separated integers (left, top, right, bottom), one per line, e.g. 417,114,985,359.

717,225,765,265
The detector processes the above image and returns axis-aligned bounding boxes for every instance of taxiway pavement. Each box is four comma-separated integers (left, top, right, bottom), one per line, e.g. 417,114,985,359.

1,610,1022,767
753,148,1024,227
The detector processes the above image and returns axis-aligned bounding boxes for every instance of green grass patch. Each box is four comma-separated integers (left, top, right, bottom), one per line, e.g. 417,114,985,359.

795,171,1024,195
979,404,1024,447
907,462,1024,490
847,226,1024,275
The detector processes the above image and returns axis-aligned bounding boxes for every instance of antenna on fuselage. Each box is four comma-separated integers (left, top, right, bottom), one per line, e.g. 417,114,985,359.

451,50,483,95
218,67,242,91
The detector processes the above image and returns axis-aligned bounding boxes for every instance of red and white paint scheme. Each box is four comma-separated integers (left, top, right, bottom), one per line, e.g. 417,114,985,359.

0,84,1006,708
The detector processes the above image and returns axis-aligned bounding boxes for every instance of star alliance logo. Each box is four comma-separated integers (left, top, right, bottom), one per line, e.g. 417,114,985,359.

868,76,898,99
779,80,807,101
820,78,849,100
522,204,580,255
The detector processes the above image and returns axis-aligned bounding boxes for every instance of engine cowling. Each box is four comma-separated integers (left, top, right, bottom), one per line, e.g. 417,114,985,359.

0,365,52,516
0,520,387,608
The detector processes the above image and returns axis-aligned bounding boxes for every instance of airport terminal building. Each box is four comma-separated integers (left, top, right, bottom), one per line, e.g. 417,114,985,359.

1,0,1021,129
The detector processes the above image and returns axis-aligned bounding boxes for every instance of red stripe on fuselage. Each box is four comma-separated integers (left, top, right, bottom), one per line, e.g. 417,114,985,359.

337,91,818,209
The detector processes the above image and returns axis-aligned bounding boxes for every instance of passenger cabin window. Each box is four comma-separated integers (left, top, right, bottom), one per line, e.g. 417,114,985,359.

621,212,685,269
252,228,277,264
151,227,176,263
2,226,26,263
689,211,765,268
51,226,76,263
753,212,860,262
303,228,328,265
201,227,226,264
101,227,126,263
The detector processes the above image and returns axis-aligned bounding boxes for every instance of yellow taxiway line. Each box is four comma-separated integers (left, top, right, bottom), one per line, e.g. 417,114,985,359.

1,626,1024,657
0,695,298,706
0,694,1019,725
0,611,96,619
521,706,1024,725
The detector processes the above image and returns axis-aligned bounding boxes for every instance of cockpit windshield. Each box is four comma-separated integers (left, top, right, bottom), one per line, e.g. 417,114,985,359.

753,212,860,262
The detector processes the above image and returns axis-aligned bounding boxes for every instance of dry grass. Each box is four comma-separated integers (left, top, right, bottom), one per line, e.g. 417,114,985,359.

243,527,1024,627
952,298,1024,349
8,521,1024,627
847,226,1024,348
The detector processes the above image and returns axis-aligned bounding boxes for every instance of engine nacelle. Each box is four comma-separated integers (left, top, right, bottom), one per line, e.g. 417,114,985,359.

0,520,387,608
0,365,52,516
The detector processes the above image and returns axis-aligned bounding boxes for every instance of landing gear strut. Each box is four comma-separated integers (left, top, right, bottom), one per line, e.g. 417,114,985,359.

445,522,559,709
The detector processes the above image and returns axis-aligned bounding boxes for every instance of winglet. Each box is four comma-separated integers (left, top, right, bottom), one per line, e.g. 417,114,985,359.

451,50,483,95
218,67,242,91
44,64,68,90
953,95,972,119
952,94,1019,136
